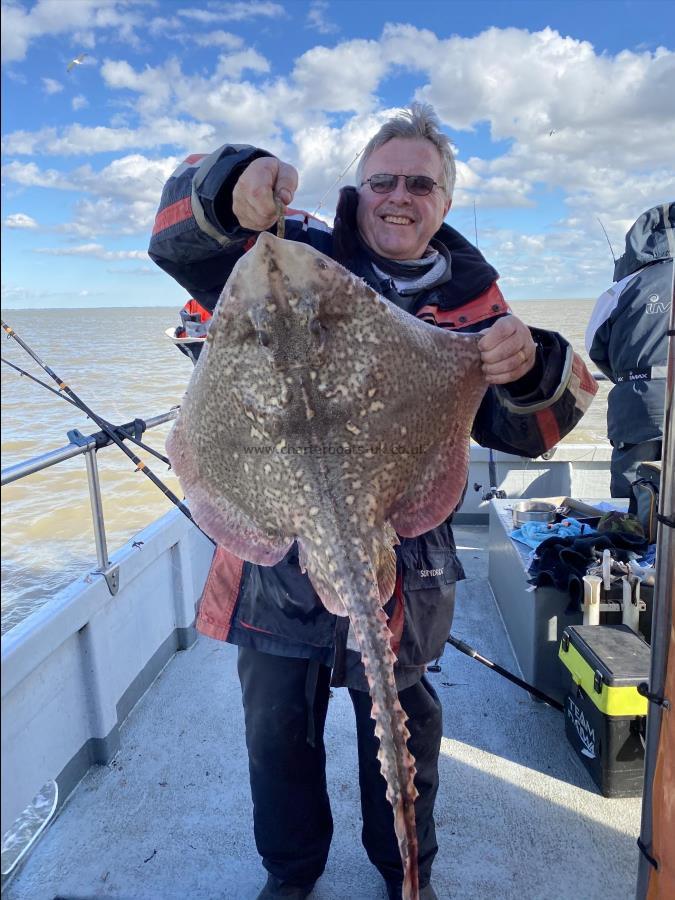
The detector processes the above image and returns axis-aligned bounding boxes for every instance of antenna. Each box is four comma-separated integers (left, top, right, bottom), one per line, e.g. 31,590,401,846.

473,199,479,247
596,217,617,263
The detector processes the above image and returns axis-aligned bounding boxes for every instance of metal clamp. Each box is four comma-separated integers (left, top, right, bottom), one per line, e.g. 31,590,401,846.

97,564,119,595
637,683,671,710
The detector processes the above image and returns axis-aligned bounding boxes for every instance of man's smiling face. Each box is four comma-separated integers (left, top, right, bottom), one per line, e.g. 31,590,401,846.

356,137,452,261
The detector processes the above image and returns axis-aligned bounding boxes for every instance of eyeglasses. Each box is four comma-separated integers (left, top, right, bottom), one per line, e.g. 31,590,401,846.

359,173,442,196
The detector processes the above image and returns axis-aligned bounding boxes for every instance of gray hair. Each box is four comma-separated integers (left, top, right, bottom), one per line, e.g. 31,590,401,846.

355,102,456,196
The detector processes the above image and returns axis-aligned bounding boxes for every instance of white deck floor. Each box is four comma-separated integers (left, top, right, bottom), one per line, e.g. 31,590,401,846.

5,526,642,900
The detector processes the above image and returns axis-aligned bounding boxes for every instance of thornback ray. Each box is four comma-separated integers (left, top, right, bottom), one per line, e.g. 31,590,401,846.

166,232,488,900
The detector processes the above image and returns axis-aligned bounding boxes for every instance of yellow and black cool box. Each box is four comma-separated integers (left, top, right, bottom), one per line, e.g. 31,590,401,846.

558,624,651,797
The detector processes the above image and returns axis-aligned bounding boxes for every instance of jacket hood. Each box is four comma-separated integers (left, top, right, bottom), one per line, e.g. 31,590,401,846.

614,201,675,281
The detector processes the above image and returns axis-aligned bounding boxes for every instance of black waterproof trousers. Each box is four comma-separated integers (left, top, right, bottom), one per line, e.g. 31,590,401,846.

610,439,662,498
237,646,442,889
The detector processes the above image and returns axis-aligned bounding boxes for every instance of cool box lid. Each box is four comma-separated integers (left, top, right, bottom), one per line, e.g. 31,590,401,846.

559,624,651,716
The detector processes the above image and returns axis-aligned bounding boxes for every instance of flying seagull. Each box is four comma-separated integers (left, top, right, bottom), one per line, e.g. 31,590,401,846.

66,53,87,73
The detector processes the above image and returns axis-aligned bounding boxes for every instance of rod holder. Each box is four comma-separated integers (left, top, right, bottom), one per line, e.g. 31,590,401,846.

602,548,612,592
83,448,119,596
582,575,602,625
621,575,641,632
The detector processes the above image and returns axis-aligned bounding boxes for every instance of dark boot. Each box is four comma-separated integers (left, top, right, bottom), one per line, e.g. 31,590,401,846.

256,873,315,899
385,881,438,900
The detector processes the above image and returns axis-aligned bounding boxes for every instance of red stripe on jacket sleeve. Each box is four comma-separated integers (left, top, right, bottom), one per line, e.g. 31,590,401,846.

572,353,599,396
152,196,193,236
535,407,561,451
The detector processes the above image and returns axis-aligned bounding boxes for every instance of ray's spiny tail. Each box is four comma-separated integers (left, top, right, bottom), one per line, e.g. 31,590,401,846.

343,566,420,900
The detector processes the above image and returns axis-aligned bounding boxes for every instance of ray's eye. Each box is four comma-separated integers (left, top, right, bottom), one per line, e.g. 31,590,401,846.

245,308,272,347
309,317,329,350
309,317,324,337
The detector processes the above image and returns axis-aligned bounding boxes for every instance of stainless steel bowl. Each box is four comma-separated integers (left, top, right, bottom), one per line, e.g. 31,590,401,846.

511,500,557,528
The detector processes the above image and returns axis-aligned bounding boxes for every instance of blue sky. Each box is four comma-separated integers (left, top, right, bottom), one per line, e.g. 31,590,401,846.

2,0,674,309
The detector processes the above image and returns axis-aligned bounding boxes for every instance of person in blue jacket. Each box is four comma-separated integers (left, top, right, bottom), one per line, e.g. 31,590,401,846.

149,103,597,900
586,203,673,497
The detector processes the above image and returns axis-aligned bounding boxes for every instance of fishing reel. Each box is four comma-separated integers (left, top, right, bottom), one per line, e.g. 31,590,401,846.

473,482,507,501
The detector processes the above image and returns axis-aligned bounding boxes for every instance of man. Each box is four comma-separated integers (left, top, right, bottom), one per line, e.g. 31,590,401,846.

149,104,597,899
586,203,674,498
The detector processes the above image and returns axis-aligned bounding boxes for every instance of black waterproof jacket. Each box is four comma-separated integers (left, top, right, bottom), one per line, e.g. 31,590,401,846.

586,202,674,447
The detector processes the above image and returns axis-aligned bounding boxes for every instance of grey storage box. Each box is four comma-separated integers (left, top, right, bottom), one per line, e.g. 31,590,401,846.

487,498,635,706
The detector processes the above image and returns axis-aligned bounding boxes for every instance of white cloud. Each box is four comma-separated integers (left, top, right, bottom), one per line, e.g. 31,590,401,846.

306,1,338,35
4,212,38,228
176,3,285,24
1,0,149,65
213,49,270,79
100,57,179,116
42,76,63,94
1,160,75,189
2,118,216,156
34,242,148,260
1,127,55,155
484,223,614,298
147,15,183,37
394,25,675,169
72,94,88,110
2,154,180,238
291,40,387,112
192,31,244,49
289,112,392,210
63,164,175,237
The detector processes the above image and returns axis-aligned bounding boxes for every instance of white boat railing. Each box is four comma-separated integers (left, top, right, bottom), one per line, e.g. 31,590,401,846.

1,407,181,595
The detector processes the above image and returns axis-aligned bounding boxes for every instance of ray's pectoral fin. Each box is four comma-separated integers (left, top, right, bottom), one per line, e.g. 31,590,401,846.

389,356,487,540
167,422,294,565
188,480,293,565
389,428,473,539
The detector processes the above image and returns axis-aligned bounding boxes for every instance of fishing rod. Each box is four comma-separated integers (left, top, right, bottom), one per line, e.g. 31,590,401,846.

311,143,366,219
1,319,207,536
445,633,564,712
596,216,617,264
1,354,171,466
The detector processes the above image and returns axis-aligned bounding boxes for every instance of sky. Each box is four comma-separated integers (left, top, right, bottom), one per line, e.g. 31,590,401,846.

1,0,674,310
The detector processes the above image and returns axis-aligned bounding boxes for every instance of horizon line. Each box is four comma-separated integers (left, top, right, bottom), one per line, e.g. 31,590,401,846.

1,297,598,312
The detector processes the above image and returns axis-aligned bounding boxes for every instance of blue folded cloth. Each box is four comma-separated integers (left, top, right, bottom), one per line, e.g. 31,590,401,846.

510,517,594,549
637,545,657,567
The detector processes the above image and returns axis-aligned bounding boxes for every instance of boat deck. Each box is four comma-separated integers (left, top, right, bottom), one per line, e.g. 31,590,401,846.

5,525,642,900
